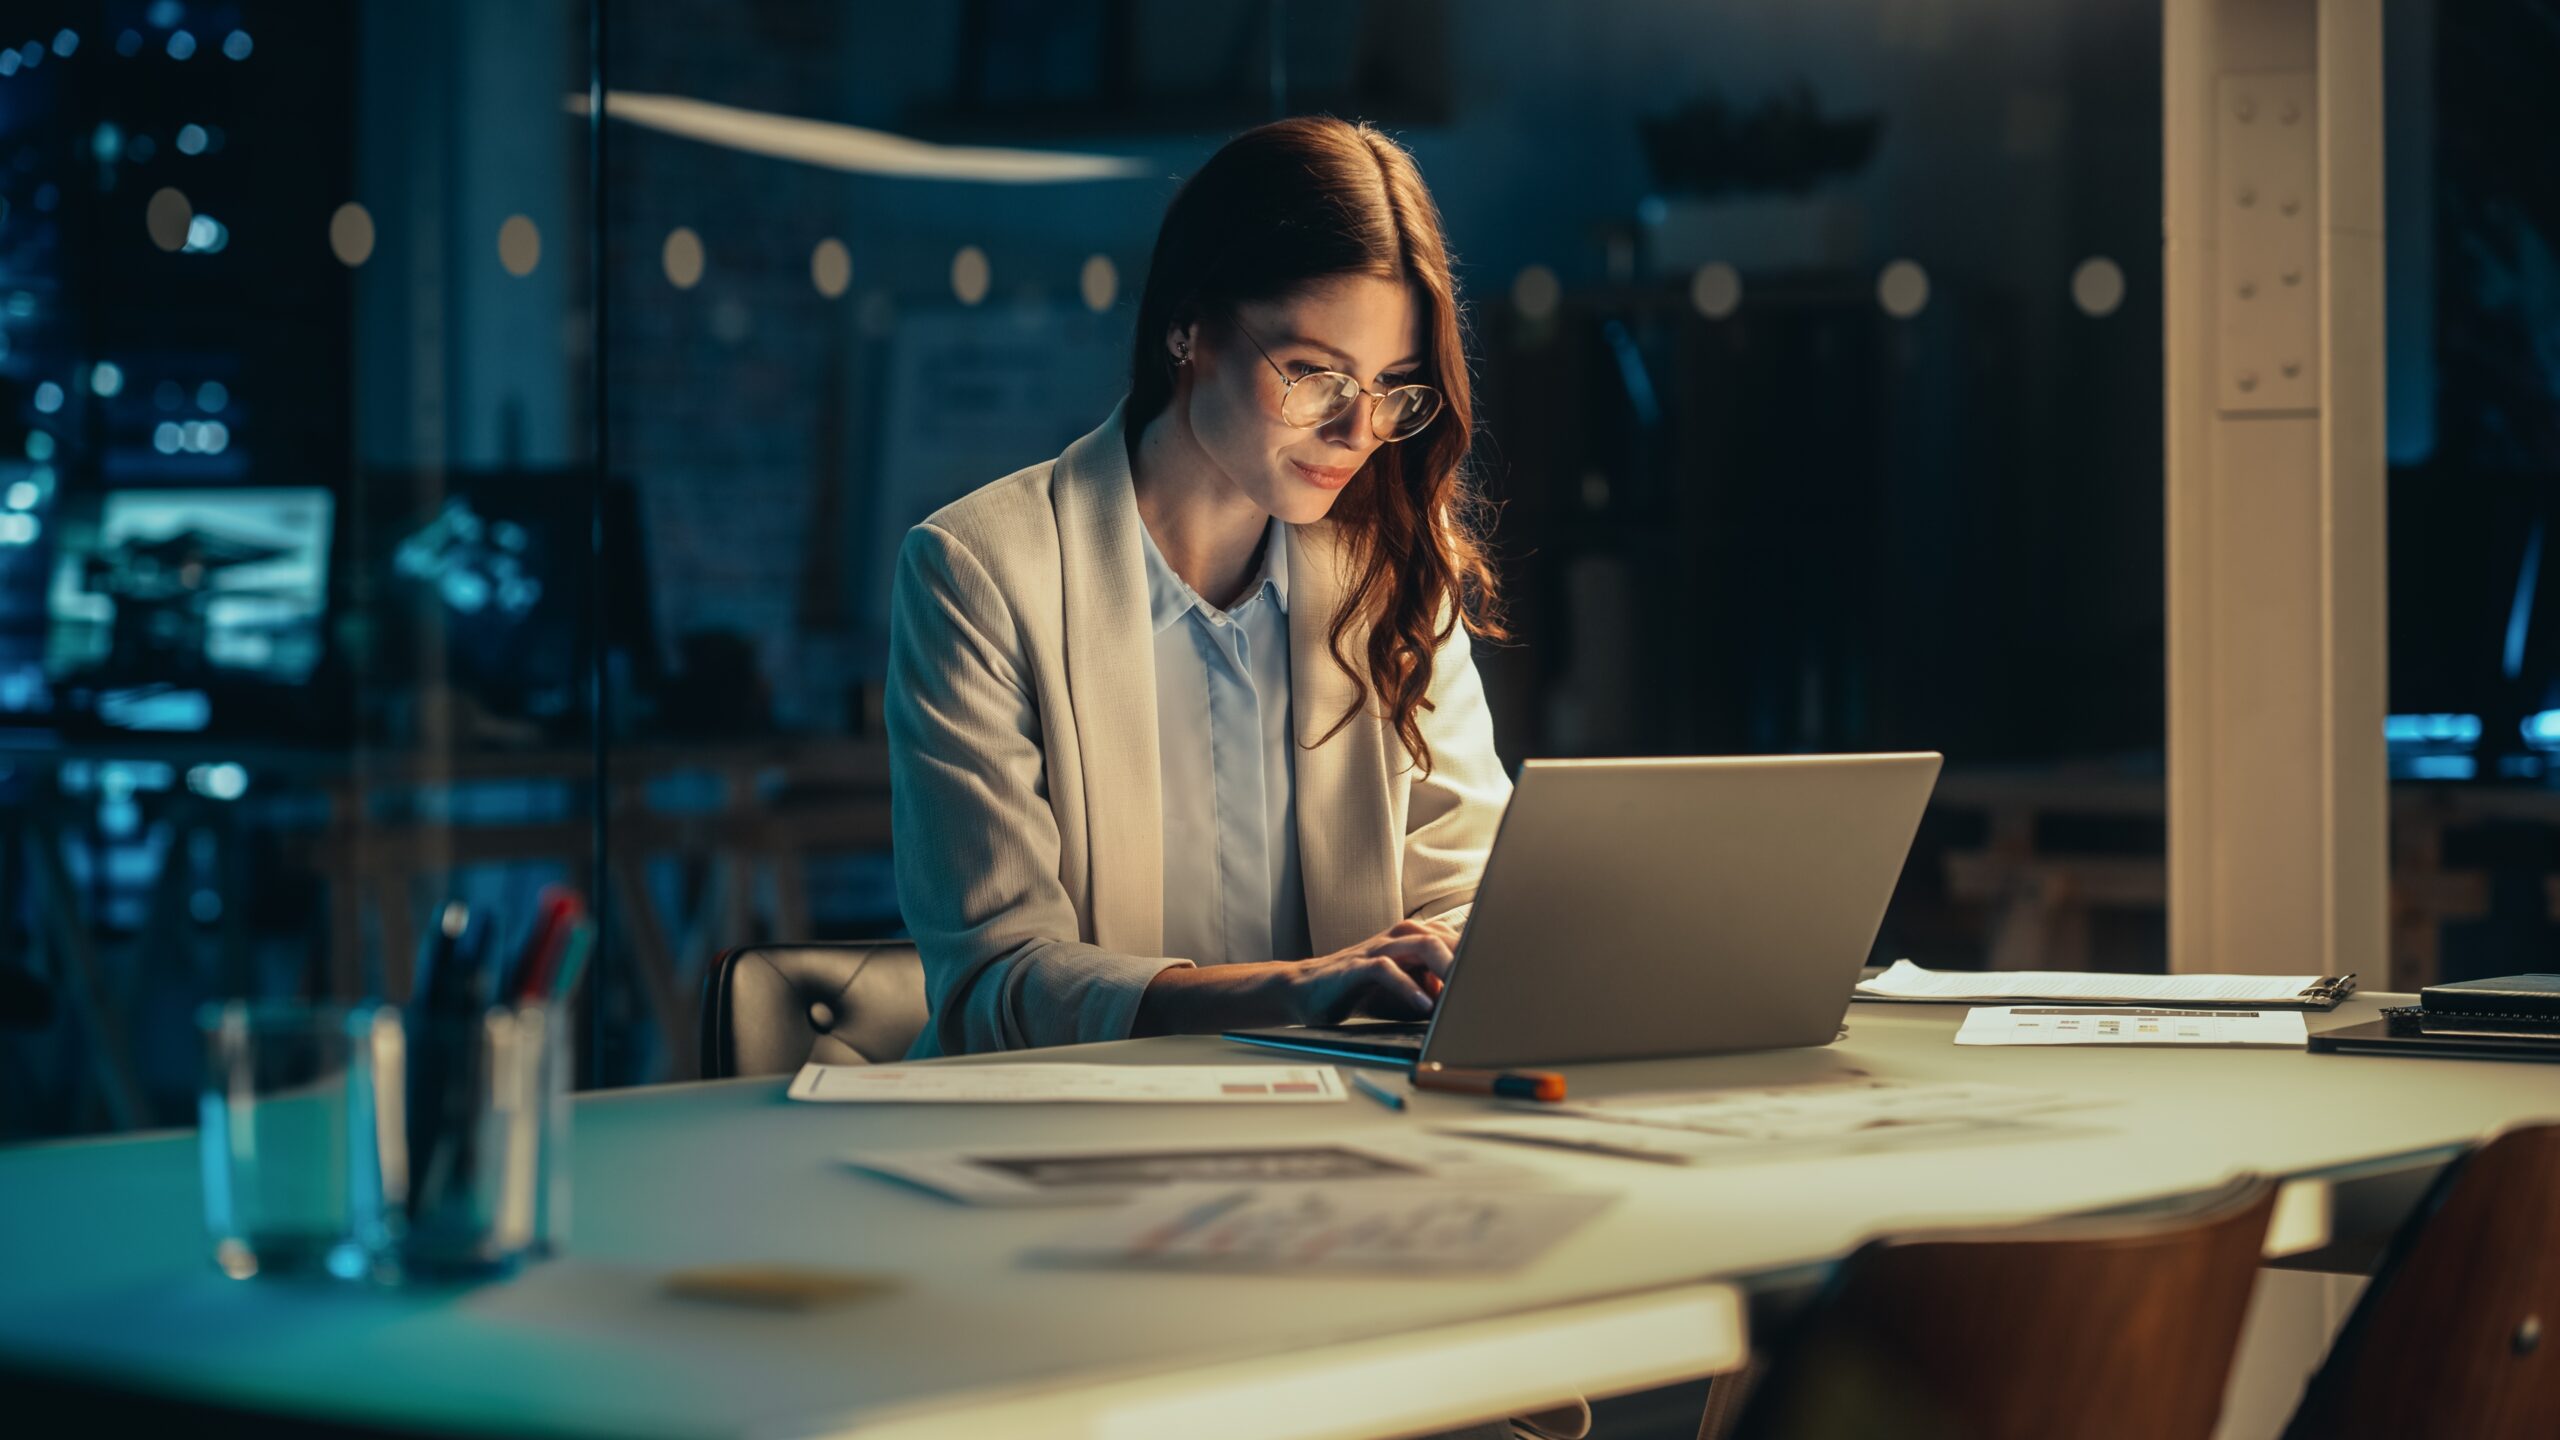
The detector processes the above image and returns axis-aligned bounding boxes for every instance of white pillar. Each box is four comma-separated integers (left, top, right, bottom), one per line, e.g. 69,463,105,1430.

2164,0,2388,978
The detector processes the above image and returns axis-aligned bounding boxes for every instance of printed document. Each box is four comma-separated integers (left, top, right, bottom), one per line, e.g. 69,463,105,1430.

1955,1006,2308,1048
847,1138,1523,1206
1443,1078,2092,1166
790,1062,1346,1104
1023,1184,1612,1273
1859,959,2336,1007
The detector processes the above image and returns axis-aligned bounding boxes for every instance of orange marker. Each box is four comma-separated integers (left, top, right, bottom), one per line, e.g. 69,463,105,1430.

1410,1062,1566,1103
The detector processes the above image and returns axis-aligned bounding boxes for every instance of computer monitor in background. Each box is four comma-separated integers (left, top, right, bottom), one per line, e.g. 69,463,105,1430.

45,487,335,734
36,470,643,746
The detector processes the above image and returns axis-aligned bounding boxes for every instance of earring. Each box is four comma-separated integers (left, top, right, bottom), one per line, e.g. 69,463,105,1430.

1171,343,1191,367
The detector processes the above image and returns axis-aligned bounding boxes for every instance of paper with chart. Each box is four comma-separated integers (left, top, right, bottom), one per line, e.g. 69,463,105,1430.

1955,1006,2309,1048
1023,1184,1613,1273
847,1137,1525,1206
789,1063,1346,1104
1441,1077,2098,1166
1858,960,2342,1007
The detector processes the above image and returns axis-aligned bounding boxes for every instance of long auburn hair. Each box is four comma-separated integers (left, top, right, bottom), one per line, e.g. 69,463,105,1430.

1126,116,1505,777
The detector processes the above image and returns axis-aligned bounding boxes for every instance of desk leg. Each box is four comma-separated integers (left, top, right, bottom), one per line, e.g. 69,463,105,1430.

23,820,147,1131
609,850,696,1079
215,808,252,997
1692,1356,1765,1440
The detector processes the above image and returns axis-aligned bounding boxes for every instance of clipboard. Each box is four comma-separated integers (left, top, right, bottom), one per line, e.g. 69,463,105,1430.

1853,962,2359,1011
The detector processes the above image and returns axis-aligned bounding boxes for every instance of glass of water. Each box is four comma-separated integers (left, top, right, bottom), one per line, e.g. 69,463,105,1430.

197,1001,405,1281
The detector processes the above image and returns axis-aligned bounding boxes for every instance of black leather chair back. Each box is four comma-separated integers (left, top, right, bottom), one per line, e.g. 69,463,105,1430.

699,942,928,1079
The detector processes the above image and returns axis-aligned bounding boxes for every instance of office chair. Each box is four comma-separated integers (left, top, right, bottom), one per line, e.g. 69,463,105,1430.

698,941,927,1079
1716,1177,2278,1440
2283,1122,2560,1439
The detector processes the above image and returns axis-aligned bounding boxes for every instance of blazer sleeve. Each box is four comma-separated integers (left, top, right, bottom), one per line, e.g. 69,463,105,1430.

886,523,1186,1056
1399,618,1513,927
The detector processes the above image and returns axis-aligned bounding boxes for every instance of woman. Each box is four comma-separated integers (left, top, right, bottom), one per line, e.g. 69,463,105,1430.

887,115,1512,1059
887,120,1592,1440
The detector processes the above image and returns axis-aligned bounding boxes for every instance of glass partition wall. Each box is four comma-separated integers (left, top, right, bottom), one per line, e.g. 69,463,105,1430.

591,0,2172,1085
2381,0,2560,988
4,0,2171,1134
0,1,599,1135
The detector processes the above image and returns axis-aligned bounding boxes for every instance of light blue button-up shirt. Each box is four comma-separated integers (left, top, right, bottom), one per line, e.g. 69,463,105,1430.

1139,516,1313,969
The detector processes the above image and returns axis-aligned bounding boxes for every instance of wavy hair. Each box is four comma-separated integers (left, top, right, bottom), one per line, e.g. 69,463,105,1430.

1126,116,1505,777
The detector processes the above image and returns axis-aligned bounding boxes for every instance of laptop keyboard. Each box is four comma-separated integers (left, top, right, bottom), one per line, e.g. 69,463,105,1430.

1298,1021,1429,1040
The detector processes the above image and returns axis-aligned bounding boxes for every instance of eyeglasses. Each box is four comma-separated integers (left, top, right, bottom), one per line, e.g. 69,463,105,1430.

1230,321,1444,442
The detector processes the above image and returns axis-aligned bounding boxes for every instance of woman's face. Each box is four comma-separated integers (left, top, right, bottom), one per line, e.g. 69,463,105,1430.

1171,273,1426,527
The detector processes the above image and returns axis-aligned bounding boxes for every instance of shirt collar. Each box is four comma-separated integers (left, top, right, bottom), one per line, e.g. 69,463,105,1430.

1137,517,1290,635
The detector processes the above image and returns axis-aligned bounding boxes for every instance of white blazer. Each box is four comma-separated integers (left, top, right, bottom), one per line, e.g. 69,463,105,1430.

887,402,1513,1056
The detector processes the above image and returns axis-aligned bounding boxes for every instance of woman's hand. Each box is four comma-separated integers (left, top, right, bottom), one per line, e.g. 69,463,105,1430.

1292,917,1461,1021
1131,918,1462,1036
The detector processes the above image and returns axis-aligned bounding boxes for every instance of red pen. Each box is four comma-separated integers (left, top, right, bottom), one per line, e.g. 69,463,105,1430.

510,888,585,1003
1410,1062,1566,1103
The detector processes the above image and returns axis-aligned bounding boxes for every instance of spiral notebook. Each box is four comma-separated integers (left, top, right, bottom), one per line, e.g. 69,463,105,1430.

1856,961,2358,1011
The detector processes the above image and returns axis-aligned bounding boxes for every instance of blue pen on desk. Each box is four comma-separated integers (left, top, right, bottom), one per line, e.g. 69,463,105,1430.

1348,1070,1406,1111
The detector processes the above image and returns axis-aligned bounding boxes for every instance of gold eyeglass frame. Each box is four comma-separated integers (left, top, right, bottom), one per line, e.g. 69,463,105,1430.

1227,320,1444,442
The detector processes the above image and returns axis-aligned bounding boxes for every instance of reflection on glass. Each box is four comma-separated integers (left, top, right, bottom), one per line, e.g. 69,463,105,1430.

2,0,2208,1135
498,215,544,277
661,226,705,290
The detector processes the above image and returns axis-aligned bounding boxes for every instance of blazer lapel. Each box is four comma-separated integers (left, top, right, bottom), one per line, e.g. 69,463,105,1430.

1289,521,1400,953
1051,404,1163,957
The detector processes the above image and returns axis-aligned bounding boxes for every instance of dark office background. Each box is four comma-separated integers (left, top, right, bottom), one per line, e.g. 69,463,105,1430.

0,0,2552,1138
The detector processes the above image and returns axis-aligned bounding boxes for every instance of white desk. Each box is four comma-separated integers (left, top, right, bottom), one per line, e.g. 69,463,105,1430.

2,997,2553,1439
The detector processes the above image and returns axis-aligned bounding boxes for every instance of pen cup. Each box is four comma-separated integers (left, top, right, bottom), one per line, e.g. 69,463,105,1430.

196,1001,406,1281
395,1002,572,1279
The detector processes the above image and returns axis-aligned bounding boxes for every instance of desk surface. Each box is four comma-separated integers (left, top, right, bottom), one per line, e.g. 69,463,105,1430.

4,997,2555,1439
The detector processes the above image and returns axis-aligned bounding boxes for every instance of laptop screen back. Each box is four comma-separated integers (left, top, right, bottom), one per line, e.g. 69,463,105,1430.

1416,753,1942,1068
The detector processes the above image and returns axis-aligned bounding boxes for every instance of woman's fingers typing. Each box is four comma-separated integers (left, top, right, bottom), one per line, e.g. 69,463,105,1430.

1368,933,1456,979
1273,918,1473,1024
1389,917,1461,946
1344,955,1433,1019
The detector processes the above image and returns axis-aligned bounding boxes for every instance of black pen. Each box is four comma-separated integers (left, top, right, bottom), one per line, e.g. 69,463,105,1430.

406,903,468,1209
1348,1070,1406,1111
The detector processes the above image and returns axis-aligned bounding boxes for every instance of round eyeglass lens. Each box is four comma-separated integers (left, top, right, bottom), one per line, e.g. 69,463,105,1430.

1281,371,1361,428
1378,386,1442,439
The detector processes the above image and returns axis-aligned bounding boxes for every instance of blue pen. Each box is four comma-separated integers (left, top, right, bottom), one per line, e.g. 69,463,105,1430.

546,921,595,1005
1348,1070,1406,1111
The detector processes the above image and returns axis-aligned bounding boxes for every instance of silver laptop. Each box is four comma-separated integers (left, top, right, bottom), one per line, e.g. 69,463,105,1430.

1226,752,1942,1068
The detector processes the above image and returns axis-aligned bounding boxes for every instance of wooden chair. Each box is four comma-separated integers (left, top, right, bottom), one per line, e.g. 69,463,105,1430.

1717,1178,2277,1440
2284,1122,2560,1439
